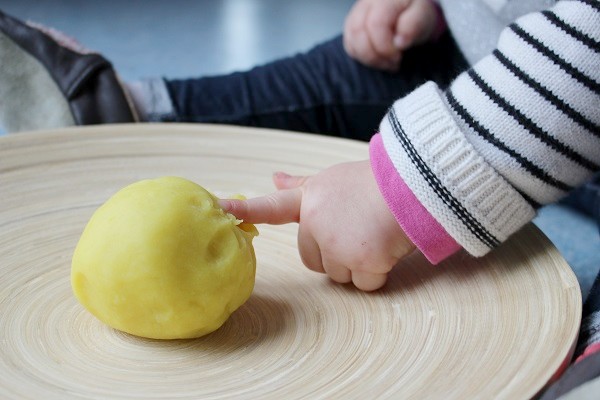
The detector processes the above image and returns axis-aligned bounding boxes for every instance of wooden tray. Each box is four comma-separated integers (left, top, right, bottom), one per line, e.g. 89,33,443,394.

0,124,581,399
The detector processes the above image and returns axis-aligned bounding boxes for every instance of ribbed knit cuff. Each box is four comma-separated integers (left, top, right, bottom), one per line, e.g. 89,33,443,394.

379,82,535,257
370,134,461,264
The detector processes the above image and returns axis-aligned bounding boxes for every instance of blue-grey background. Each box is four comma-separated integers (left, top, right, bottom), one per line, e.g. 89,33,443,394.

1,0,598,298
0,0,355,80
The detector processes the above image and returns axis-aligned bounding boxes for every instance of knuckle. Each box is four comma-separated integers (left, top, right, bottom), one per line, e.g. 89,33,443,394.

366,13,387,30
354,253,394,274
264,194,280,213
226,199,246,217
345,16,362,34
263,194,285,223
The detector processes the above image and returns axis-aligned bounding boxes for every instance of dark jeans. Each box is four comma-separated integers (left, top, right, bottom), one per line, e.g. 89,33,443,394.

164,34,468,141
541,174,600,400
563,174,600,230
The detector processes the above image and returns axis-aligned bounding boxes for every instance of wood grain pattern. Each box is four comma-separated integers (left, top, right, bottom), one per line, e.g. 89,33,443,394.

0,124,581,399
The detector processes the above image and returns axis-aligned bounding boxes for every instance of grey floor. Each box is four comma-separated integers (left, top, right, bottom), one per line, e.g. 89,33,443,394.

1,0,598,298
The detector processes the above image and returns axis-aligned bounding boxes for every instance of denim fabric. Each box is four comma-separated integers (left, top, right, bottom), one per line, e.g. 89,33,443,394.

540,176,600,399
164,34,468,141
574,174,600,357
563,174,600,234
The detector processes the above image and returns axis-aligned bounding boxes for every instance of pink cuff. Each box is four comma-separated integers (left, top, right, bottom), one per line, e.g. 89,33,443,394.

369,134,461,264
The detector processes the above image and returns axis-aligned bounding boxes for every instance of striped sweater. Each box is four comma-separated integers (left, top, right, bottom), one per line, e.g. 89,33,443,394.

372,0,600,260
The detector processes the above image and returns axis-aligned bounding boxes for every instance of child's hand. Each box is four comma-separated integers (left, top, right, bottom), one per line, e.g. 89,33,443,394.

343,0,442,71
220,161,416,291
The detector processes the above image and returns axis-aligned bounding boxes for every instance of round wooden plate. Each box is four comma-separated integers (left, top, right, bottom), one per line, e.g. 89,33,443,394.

0,124,581,399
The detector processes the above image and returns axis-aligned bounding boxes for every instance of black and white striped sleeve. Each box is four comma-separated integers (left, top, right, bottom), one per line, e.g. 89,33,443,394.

378,0,600,257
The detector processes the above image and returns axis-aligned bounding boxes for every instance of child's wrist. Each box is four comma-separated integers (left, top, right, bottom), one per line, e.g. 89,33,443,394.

369,133,461,264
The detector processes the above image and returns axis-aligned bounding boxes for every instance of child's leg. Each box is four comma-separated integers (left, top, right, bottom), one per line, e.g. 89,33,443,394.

540,181,600,399
158,34,467,141
574,177,600,364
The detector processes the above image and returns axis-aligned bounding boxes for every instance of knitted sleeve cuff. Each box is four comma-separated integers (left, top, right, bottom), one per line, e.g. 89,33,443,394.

370,133,461,264
379,82,535,257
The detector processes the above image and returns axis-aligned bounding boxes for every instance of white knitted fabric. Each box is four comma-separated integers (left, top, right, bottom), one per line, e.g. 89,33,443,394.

438,0,557,64
379,0,600,256
380,83,535,256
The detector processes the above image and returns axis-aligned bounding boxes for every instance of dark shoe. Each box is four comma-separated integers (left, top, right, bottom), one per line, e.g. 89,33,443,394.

0,9,137,133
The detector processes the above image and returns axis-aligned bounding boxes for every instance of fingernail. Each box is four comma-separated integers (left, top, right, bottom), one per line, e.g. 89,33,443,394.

393,35,406,49
273,171,291,179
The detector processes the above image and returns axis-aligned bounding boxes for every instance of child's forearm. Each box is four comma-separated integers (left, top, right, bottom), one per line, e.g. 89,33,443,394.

372,0,600,260
370,133,461,264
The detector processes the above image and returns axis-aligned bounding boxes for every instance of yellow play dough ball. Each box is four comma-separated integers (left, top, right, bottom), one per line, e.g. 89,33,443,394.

71,177,258,339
